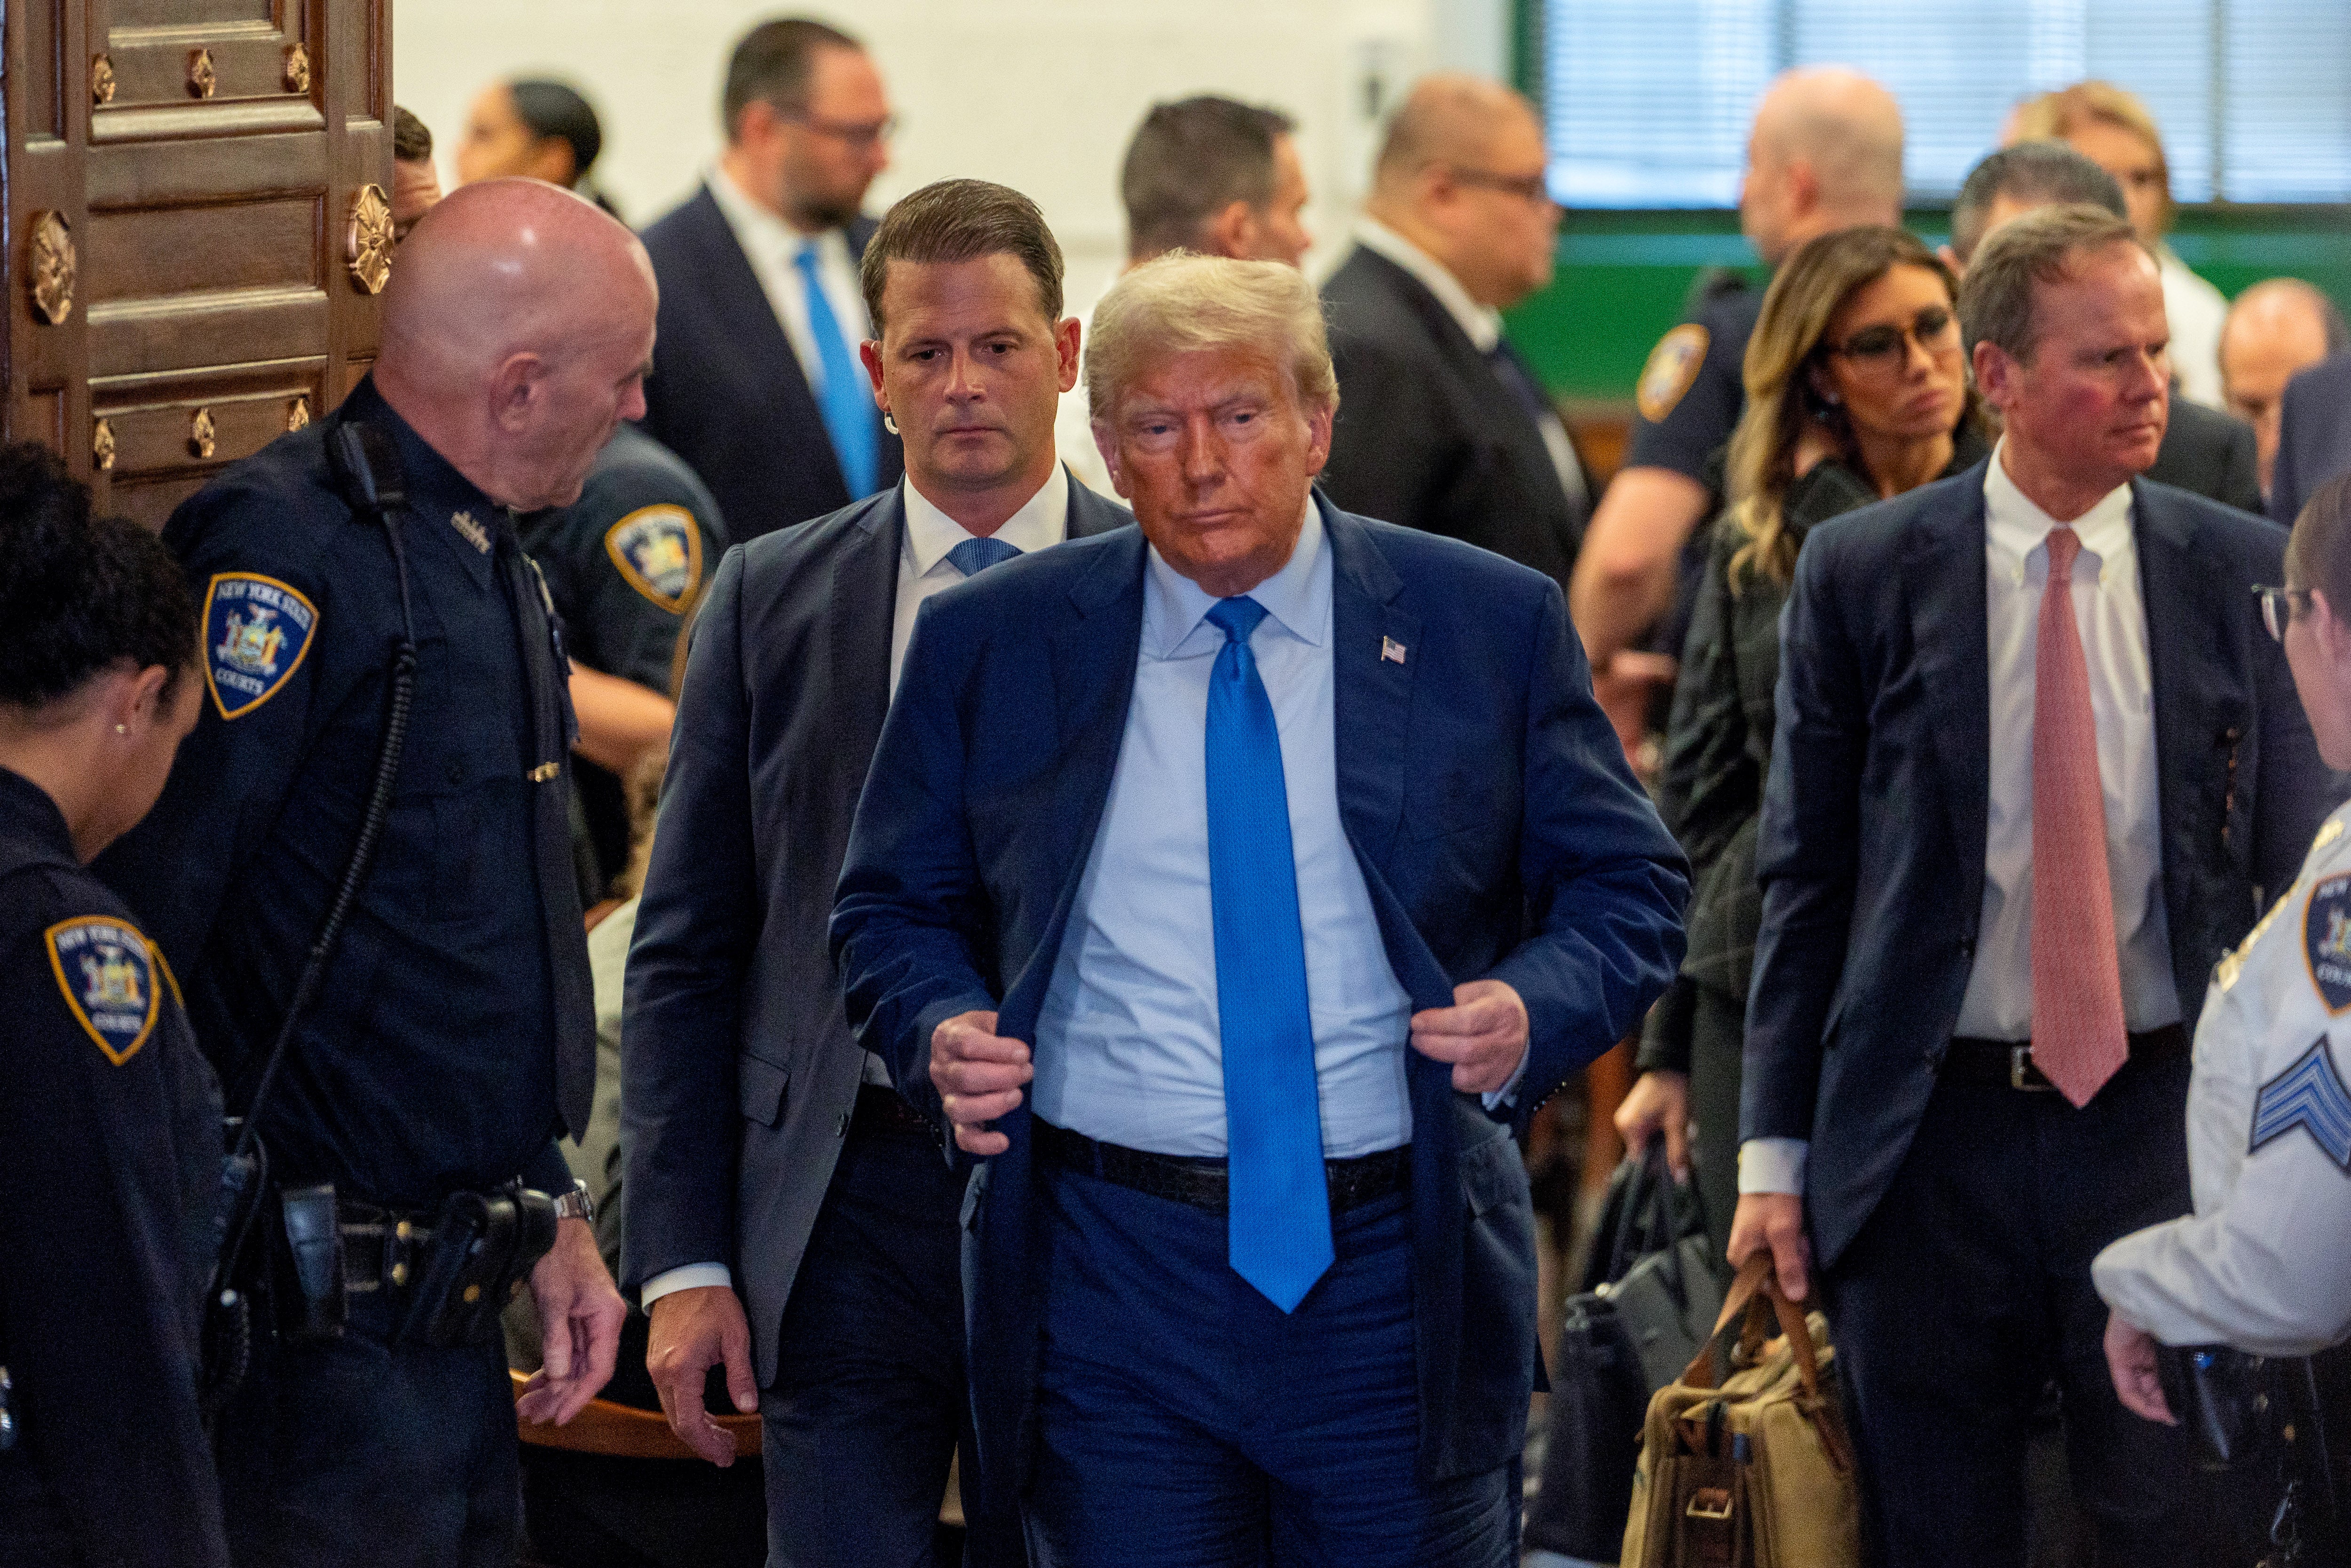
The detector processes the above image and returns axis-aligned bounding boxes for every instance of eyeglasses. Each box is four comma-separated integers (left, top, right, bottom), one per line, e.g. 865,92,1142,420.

1446,167,1554,206
2256,584,2314,643
781,111,896,151
1824,306,1959,371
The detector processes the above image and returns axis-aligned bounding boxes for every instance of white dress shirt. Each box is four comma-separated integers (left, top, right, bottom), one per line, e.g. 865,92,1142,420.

704,166,871,394
1740,443,2177,1198
1351,219,1588,510
639,469,1071,1311
1031,500,1417,1157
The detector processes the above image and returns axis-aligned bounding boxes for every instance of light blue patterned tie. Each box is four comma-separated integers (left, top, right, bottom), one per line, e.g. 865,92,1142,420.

1203,596,1332,1312
947,535,1020,577
794,244,879,499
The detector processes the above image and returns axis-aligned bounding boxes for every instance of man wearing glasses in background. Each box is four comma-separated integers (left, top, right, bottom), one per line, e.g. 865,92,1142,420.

1319,73,1590,602
638,17,904,542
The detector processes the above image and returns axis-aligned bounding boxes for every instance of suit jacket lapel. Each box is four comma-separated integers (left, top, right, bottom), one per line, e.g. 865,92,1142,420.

1905,468,1993,895
689,185,831,443
2131,479,2216,929
1325,501,1418,873
827,491,900,766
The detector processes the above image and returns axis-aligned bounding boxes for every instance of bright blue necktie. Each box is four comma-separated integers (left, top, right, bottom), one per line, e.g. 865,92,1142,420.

1203,596,1333,1313
794,244,878,499
947,535,1020,577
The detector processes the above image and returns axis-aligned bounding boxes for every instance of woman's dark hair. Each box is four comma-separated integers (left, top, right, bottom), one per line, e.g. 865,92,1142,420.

0,442,195,709
509,79,602,184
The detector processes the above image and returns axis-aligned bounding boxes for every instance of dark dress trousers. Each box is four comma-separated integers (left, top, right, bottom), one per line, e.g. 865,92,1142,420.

622,476,1130,1566
2269,351,2351,525
1320,245,1587,596
1743,463,2339,1564
830,502,1688,1541
636,185,903,544
2145,396,2262,514
1636,427,1987,1259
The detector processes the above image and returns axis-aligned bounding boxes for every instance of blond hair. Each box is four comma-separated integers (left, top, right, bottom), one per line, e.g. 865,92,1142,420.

1085,252,1338,426
2011,81,2173,232
1726,226,1977,588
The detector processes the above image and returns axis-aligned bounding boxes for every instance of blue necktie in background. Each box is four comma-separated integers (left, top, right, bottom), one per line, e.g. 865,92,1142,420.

1203,596,1333,1313
947,535,1020,577
794,244,879,499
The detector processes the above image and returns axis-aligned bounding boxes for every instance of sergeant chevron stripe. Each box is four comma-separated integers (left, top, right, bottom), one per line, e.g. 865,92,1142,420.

2250,1037,2351,1171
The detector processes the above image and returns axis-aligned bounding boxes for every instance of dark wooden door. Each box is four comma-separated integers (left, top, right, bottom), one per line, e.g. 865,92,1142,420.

3,0,391,528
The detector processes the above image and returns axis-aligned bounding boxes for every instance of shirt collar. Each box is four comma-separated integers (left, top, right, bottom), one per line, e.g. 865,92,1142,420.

706,165,832,260
900,465,1071,576
1142,496,1328,660
342,376,504,586
0,764,72,859
1355,217,1503,353
1982,438,2135,575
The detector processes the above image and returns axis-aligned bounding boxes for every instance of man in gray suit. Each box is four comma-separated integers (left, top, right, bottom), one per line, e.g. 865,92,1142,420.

620,179,1130,1567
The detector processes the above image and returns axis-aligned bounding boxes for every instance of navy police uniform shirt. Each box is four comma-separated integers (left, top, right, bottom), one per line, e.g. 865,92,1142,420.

97,377,591,1211
1623,279,1764,485
521,424,726,889
0,765,231,1568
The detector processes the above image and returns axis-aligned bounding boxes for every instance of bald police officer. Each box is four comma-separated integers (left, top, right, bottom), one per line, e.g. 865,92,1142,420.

99,179,642,1568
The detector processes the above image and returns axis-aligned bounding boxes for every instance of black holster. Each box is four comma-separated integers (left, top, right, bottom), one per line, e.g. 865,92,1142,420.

272,1183,347,1343
396,1187,560,1350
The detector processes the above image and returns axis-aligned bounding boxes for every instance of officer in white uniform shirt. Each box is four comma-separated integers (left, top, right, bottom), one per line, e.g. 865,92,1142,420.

2097,473,2351,1558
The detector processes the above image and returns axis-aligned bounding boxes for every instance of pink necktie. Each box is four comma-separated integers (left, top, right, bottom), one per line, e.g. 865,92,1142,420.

2031,525,2129,1107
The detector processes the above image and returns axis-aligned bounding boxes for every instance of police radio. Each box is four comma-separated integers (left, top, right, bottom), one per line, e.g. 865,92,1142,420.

200,413,420,1421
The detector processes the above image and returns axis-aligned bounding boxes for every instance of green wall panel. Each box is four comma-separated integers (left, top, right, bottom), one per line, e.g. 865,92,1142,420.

1507,206,2351,402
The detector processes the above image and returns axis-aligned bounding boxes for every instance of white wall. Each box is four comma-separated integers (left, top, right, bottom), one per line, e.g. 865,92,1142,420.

394,0,1509,301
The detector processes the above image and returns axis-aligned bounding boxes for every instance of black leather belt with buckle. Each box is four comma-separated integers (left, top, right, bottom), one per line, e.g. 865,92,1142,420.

1033,1119,1409,1215
1943,1024,2190,1092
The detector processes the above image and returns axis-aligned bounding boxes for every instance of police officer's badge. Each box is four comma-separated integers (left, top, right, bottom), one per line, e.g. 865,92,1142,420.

1636,324,1710,423
605,505,702,613
203,573,317,719
2251,1037,2351,1171
45,916,161,1065
2308,874,2351,1013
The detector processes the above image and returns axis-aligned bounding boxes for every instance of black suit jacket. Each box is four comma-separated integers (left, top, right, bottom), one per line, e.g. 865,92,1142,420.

2270,353,2351,526
831,501,1686,1517
1320,245,1586,596
619,475,1130,1382
636,185,904,544
2147,397,2261,514
1743,464,2337,1270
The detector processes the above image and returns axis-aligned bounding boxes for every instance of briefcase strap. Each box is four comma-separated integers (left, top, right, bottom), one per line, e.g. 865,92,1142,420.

1681,1253,1855,1473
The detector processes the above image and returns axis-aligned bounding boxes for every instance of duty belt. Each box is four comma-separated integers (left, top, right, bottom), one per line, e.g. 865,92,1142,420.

1033,1119,1408,1215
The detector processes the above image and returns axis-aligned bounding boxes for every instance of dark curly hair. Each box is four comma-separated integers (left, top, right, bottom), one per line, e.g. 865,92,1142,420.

0,442,195,709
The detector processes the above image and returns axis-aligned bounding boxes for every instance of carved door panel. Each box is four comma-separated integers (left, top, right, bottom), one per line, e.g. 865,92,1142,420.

4,0,391,528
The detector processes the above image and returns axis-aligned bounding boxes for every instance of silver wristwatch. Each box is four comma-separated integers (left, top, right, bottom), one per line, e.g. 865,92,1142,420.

552,1180,597,1224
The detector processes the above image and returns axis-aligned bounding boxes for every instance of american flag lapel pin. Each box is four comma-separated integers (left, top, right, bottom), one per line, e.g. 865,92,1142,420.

1381,636,1407,665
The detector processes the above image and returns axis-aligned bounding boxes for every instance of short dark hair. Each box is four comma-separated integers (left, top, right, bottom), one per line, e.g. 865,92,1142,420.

1960,203,2144,366
2290,474,2351,620
0,443,194,709
1120,96,1295,261
722,16,862,141
1949,141,2125,263
392,105,433,165
859,179,1064,334
509,79,602,181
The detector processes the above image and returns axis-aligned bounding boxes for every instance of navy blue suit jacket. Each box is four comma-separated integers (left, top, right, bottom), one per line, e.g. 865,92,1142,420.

830,499,1687,1512
636,185,904,544
620,478,1131,1382
2270,352,2351,527
1743,463,2338,1270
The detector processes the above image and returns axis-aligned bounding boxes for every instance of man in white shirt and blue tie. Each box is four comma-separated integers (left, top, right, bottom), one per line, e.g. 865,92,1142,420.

832,253,1687,1565
623,180,1132,1568
638,16,905,543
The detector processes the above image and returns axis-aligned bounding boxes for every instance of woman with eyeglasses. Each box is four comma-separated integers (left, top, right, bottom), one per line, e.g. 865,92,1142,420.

2091,473,2351,1557
1614,225,1988,1261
